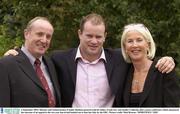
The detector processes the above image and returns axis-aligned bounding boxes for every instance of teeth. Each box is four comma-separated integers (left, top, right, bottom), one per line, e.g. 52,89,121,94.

132,50,139,52
131,50,140,54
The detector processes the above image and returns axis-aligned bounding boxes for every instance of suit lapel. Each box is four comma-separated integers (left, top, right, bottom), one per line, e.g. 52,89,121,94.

123,65,134,106
68,49,77,85
43,56,55,85
123,61,158,106
104,50,113,81
15,49,44,89
43,56,60,102
139,61,157,106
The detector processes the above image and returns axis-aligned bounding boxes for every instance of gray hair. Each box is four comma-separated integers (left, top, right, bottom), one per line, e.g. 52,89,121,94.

25,16,52,31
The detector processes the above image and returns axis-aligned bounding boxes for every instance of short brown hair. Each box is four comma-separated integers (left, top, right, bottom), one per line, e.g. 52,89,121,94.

79,13,106,33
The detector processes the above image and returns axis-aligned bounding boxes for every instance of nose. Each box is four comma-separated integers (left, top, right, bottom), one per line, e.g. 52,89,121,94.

91,37,98,44
40,36,47,43
132,41,138,47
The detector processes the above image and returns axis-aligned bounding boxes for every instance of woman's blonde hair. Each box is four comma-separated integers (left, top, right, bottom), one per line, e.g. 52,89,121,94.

121,23,156,63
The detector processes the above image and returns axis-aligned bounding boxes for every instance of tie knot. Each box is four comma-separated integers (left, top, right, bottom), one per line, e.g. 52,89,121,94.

34,59,41,66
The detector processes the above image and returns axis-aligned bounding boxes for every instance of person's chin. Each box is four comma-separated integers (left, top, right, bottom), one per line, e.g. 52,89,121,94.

89,51,100,56
130,56,143,62
37,50,46,55
88,49,97,53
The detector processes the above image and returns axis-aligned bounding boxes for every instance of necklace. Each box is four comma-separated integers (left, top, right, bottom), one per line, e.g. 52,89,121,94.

131,60,152,93
131,79,143,93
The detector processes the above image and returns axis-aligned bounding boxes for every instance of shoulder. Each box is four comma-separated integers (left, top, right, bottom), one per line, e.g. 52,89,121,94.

104,48,121,53
104,48,124,59
50,48,77,60
0,55,16,64
151,59,178,80
104,48,122,56
51,48,76,56
0,55,18,70
104,48,129,66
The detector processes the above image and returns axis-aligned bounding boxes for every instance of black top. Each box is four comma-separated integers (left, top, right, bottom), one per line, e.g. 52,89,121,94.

129,92,142,107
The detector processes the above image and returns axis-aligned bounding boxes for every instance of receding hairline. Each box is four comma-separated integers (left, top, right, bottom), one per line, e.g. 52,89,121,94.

25,17,53,31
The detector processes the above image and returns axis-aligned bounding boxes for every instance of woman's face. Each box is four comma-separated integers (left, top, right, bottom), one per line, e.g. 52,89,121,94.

124,31,149,62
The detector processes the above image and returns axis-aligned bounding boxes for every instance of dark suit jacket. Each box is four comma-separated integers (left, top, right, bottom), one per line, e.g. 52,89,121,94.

51,48,129,107
0,49,61,107
123,60,180,107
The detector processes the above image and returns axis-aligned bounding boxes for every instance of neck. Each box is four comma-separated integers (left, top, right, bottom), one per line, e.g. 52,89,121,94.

82,53,101,62
132,58,152,72
79,47,102,62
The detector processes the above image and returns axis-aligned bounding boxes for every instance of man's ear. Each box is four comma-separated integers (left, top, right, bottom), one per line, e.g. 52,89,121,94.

78,29,82,40
104,32,107,42
24,29,29,40
104,32,107,37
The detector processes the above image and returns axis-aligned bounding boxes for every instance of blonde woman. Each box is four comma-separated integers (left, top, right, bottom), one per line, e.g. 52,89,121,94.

121,23,180,107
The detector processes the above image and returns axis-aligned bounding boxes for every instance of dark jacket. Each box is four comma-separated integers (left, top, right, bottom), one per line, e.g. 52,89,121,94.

123,60,180,107
0,49,61,107
51,48,129,107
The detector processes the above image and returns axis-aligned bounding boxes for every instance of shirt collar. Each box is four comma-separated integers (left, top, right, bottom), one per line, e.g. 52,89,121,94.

75,46,106,63
21,45,43,65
